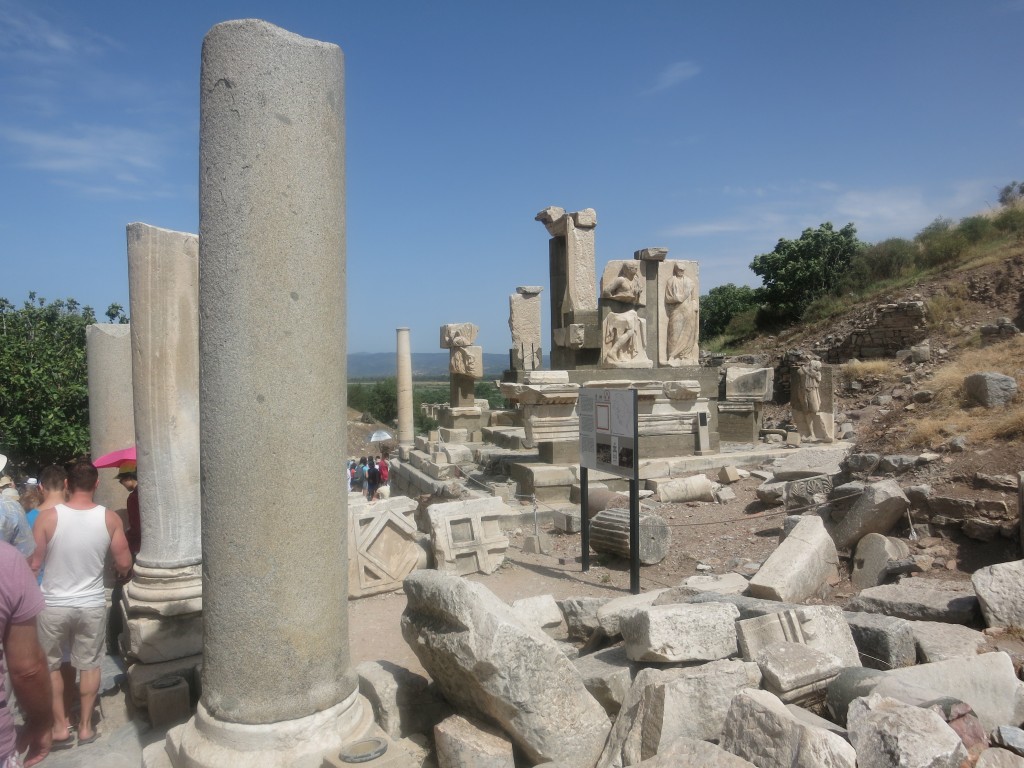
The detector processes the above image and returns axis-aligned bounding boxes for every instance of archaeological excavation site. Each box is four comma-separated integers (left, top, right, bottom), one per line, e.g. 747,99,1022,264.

23,16,1024,768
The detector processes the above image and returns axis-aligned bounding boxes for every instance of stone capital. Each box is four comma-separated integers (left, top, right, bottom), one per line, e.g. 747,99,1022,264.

634,247,668,261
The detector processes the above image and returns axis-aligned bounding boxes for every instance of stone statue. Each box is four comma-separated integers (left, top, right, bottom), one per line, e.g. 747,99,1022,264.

664,263,698,365
792,358,832,442
600,310,652,368
602,261,644,305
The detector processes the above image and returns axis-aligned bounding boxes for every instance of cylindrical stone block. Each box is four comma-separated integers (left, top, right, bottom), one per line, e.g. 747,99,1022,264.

396,328,414,446
127,223,201,570
199,20,351,724
86,324,134,511
590,508,670,565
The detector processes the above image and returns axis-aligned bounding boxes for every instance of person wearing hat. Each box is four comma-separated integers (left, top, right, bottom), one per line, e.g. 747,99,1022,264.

116,463,140,558
0,455,33,559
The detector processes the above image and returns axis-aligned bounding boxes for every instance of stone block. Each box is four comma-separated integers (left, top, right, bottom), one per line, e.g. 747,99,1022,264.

725,367,774,401
851,533,911,591
679,572,749,595
655,474,714,503
551,509,582,533
349,494,427,598
622,660,762,756
846,579,981,624
843,611,916,669
128,655,202,708
718,465,741,484
847,693,969,767
427,497,511,576
737,606,861,667
125,613,203,664
570,481,607,504
596,589,670,637
402,571,610,767
720,688,856,767
558,596,610,641
636,737,758,766
747,516,839,602
880,651,1024,732
620,602,739,663
977,748,1024,767
434,714,515,768
820,478,909,551
357,660,452,739
772,444,849,480
910,620,987,662
439,322,479,348
972,559,1024,628
964,372,1018,408
756,642,842,700
511,594,565,635
573,645,638,717
147,675,192,728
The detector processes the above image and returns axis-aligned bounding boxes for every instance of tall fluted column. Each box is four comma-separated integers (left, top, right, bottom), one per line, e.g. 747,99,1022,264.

396,327,414,448
85,324,133,512
123,223,203,677
154,19,369,768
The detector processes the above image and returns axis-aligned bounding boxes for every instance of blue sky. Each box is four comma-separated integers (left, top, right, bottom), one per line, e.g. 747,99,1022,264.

1,1,1021,354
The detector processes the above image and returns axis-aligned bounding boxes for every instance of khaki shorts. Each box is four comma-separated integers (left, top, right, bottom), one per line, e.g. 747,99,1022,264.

37,606,106,671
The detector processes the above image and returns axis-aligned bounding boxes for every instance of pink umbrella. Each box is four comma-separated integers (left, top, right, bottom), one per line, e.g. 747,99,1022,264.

93,445,136,468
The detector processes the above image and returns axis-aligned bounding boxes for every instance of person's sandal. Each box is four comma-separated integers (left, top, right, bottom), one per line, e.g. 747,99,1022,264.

77,732,100,746
52,733,76,750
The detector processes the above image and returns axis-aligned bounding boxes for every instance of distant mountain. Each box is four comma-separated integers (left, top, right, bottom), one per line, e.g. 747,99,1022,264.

348,351,509,380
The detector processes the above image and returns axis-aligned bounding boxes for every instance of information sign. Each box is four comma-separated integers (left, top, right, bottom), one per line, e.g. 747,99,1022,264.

578,387,638,480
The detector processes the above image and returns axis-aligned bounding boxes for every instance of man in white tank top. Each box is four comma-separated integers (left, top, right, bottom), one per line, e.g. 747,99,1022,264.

30,460,132,748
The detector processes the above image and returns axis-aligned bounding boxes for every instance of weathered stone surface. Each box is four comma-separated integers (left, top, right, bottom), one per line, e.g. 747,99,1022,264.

821,478,909,551
851,533,910,591
747,516,839,602
622,660,762,760
573,645,637,717
783,475,833,511
401,571,610,767
911,620,987,662
720,688,856,767
434,714,515,768
559,596,610,641
655,474,714,502
591,508,671,565
125,614,203,664
348,495,427,597
737,606,860,667
356,660,452,739
964,372,1018,408
679,572,749,595
772,445,850,480
128,655,202,709
977,748,1024,767
511,594,565,635
427,497,511,576
725,367,774,401
847,693,969,768
685,592,802,621
972,560,1024,628
597,667,687,768
843,611,916,669
620,602,739,662
85,323,135,513
756,642,842,700
633,737,756,766
992,725,1024,757
846,579,981,624
597,589,669,637
826,667,890,726
879,651,1024,731
878,454,920,474
756,479,788,506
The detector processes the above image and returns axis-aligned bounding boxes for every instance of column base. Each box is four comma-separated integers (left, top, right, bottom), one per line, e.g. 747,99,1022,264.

127,564,203,614
144,689,373,768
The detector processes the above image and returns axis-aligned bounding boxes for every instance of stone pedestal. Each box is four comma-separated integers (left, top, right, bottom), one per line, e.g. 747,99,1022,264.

509,285,543,370
396,328,414,446
123,223,203,694
149,19,368,768
85,324,134,512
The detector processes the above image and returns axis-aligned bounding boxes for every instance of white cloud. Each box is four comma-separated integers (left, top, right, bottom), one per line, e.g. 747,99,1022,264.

647,61,701,93
1,124,164,173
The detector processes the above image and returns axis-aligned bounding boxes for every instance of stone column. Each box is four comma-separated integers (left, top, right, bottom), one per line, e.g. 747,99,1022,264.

85,324,133,512
509,285,543,371
155,19,369,768
122,223,203,681
396,328,414,450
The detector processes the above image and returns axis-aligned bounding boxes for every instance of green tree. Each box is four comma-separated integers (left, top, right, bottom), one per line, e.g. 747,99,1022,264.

366,378,398,425
998,181,1023,207
0,294,122,471
750,222,863,325
699,283,759,341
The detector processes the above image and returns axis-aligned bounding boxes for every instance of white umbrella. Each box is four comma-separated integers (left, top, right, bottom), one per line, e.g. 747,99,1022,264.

369,429,393,445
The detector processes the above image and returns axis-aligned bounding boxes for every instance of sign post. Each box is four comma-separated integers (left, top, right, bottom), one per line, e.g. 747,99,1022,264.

578,387,641,593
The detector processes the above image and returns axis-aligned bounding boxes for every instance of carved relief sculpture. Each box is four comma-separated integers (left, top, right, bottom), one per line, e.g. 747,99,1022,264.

601,261,645,305
664,263,698,365
600,310,652,368
440,322,483,379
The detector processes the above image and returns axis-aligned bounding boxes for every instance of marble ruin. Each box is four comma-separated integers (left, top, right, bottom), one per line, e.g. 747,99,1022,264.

85,323,134,512
123,223,203,714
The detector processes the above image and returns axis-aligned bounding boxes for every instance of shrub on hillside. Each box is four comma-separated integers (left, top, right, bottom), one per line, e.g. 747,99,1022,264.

958,215,995,244
993,206,1024,237
841,237,917,292
700,283,759,341
916,217,966,268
